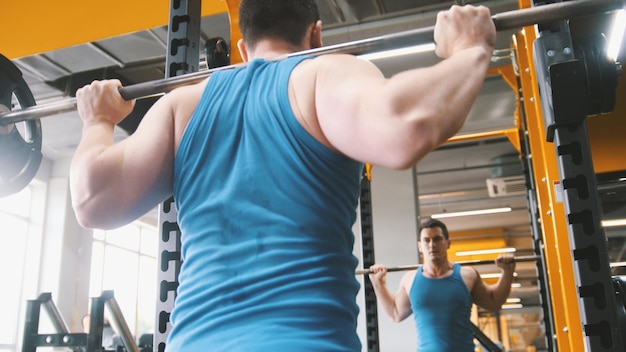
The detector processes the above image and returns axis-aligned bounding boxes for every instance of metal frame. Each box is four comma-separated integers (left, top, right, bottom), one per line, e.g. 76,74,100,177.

154,1,202,351
360,170,381,352
513,4,583,349
513,45,557,352
513,0,625,349
21,291,138,352
533,2,623,349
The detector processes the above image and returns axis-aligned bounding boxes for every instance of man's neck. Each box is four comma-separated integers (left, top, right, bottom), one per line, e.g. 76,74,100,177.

248,40,307,60
422,259,452,277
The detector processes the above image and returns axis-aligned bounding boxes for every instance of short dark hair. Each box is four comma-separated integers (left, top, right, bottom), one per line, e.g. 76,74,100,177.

239,0,320,50
419,219,449,240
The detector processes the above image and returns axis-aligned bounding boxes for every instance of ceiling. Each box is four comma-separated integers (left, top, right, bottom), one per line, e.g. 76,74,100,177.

4,0,626,347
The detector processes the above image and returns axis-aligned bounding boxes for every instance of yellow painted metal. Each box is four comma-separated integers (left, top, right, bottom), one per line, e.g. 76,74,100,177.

448,228,507,263
486,65,522,155
448,237,507,263
449,128,521,154
487,65,517,92
225,0,243,64
448,68,521,153
586,71,626,174
513,0,584,348
0,0,228,59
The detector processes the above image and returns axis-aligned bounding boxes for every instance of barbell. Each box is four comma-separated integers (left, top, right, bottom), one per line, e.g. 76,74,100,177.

0,0,624,197
355,255,540,275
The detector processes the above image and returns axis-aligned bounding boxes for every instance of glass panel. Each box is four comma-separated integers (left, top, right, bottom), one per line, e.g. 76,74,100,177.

89,242,105,297
0,214,28,345
90,222,158,339
0,186,31,217
140,227,158,256
136,256,157,337
94,229,106,241
106,225,140,251
102,245,139,333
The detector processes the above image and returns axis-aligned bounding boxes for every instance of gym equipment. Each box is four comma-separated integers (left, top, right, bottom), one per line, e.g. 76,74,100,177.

22,291,139,352
355,255,540,275
0,0,623,197
0,54,42,197
205,36,230,69
471,322,503,352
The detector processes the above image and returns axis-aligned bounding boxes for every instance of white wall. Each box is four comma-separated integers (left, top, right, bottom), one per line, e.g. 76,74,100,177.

355,166,420,352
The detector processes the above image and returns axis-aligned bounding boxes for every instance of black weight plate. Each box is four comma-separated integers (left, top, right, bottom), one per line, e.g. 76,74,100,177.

0,53,42,197
205,37,230,69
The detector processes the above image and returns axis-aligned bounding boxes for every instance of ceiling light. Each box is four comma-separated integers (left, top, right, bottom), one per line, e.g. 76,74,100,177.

481,273,502,279
502,303,523,309
506,298,521,303
431,207,512,219
602,219,626,228
607,10,626,61
456,247,516,257
511,283,522,288
610,261,626,268
480,272,518,279
357,43,436,61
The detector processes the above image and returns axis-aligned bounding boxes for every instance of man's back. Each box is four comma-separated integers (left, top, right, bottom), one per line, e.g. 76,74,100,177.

168,57,363,351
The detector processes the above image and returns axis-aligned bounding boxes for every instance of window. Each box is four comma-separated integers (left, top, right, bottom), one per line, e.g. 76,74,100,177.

89,221,158,339
0,185,43,352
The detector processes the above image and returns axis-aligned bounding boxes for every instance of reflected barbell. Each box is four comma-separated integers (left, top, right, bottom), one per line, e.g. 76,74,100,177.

355,255,540,275
0,0,624,198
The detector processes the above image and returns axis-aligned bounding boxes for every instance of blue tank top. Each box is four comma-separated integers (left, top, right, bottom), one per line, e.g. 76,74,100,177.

169,57,364,351
409,263,474,352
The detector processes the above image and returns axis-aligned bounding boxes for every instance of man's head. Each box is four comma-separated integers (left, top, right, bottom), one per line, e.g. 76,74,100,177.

418,219,450,261
238,0,321,58
419,218,449,240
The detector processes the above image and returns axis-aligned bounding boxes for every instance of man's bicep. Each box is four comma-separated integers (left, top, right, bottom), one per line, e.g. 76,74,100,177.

114,97,176,212
396,286,413,320
469,269,495,309
395,272,415,319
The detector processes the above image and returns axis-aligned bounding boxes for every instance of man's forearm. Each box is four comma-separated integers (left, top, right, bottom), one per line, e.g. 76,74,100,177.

492,268,515,307
70,121,119,228
370,281,405,322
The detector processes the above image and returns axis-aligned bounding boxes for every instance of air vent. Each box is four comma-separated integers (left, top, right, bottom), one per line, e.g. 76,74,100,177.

486,176,526,198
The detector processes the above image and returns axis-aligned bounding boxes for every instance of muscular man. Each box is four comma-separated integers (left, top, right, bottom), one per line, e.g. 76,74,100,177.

369,219,516,352
70,1,495,350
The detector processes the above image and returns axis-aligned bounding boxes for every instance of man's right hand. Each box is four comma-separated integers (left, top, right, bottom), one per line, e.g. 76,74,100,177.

76,79,136,127
368,264,388,285
433,5,495,59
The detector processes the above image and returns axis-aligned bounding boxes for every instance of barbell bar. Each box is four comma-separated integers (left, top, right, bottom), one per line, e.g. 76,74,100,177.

0,0,624,125
355,255,540,275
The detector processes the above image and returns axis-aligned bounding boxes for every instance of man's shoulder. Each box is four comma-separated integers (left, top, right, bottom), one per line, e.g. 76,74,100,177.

295,53,364,72
401,269,418,287
459,265,480,282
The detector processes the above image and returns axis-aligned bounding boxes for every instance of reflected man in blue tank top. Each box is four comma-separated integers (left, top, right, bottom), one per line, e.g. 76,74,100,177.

369,219,516,352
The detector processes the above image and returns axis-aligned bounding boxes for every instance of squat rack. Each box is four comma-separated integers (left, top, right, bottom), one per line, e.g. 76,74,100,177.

3,0,625,351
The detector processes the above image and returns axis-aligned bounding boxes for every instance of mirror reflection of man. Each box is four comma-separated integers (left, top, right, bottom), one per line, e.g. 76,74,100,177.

369,219,516,351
